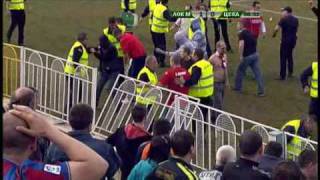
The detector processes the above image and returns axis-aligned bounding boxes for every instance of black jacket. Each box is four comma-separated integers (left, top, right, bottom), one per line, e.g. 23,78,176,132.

222,158,271,180
258,154,282,174
107,123,152,180
147,157,197,180
94,35,124,73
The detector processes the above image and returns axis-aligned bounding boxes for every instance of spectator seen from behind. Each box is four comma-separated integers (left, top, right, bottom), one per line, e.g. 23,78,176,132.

128,135,171,180
199,145,236,180
297,149,318,180
137,118,173,161
272,160,303,180
45,104,120,179
148,130,197,179
222,130,270,180
258,141,283,174
107,105,152,180
3,106,108,180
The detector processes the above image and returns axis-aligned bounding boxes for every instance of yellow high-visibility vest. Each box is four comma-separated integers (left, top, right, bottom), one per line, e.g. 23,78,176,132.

188,59,214,98
176,162,199,180
148,0,158,25
310,62,318,98
8,0,24,10
188,17,206,40
151,3,169,33
121,0,137,11
103,25,126,58
136,67,158,105
210,0,228,19
281,120,310,160
64,41,89,76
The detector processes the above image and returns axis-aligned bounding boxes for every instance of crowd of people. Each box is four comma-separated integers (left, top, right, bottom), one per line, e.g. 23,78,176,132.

2,86,318,179
3,0,319,179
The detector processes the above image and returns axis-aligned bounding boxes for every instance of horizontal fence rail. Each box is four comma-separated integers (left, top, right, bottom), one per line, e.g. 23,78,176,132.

173,96,318,170
92,74,200,138
3,43,97,124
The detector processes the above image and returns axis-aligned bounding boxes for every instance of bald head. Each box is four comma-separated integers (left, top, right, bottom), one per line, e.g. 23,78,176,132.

3,112,35,154
8,87,37,110
145,55,158,71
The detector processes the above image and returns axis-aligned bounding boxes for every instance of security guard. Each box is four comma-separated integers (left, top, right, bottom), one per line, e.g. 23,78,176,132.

281,114,317,160
102,17,126,73
6,0,26,45
300,61,319,120
141,0,160,26
188,16,206,40
121,0,137,13
151,0,177,67
136,55,159,106
210,0,232,52
179,48,214,121
64,32,93,110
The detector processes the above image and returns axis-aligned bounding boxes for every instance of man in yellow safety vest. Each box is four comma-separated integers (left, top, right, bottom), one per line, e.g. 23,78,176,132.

177,48,214,121
209,0,232,52
6,0,26,45
121,0,137,13
281,114,317,160
300,61,319,121
136,55,159,107
140,0,160,26
151,0,177,67
64,32,94,111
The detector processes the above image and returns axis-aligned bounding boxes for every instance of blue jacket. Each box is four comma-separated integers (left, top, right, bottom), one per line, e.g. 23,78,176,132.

258,154,282,174
128,159,158,180
44,130,120,179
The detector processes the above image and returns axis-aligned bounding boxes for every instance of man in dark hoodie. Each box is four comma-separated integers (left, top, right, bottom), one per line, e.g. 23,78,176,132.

107,105,152,180
94,31,124,106
258,141,283,174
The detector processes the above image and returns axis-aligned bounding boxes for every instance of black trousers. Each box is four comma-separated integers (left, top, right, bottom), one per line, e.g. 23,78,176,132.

280,40,296,79
7,10,25,45
309,98,320,121
212,19,231,51
128,56,146,78
204,18,212,57
151,31,166,67
64,76,82,114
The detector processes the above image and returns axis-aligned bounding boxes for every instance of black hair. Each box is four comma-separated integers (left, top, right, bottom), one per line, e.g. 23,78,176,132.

297,149,317,168
149,135,171,163
152,119,173,136
239,130,262,156
182,46,192,55
193,48,204,60
272,160,303,180
69,104,93,130
264,141,283,158
161,0,168,5
131,105,147,123
171,130,194,157
77,32,87,42
252,1,260,7
108,16,117,25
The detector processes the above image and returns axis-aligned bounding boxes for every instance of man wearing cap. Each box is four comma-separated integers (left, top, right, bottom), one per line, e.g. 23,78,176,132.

272,6,299,80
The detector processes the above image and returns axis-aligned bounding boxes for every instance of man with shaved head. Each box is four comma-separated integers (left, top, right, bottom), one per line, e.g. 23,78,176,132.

3,106,108,180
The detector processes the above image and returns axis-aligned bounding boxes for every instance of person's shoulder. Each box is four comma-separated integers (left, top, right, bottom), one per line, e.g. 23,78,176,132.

252,166,271,179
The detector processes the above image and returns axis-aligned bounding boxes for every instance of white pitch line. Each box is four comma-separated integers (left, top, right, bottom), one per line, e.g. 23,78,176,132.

232,1,317,22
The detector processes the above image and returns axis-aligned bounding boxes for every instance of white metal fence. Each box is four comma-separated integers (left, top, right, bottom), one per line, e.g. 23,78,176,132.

173,96,318,169
3,43,98,124
92,74,200,137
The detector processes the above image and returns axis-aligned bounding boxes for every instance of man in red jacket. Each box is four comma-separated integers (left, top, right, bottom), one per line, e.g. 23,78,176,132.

115,30,147,78
158,54,190,105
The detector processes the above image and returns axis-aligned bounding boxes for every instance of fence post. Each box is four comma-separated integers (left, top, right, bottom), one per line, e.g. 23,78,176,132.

91,68,98,126
174,95,180,131
20,46,25,87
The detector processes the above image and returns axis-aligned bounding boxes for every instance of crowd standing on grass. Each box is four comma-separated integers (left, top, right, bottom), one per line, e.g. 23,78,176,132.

3,0,319,179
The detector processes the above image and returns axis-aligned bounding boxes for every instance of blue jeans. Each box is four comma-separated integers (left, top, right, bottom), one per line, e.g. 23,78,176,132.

234,53,264,94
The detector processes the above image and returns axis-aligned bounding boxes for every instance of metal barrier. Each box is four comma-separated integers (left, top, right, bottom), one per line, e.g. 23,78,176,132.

92,74,200,138
173,96,318,170
2,43,98,124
